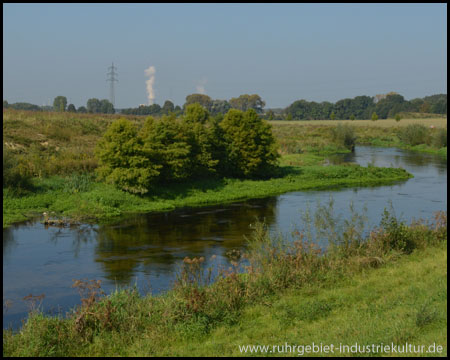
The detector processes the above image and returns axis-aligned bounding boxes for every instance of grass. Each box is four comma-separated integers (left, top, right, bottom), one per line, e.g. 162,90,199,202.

271,118,447,157
3,208,447,357
3,163,412,228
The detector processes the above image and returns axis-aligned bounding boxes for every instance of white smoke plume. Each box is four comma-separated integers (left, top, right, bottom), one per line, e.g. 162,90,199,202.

196,78,207,94
145,65,156,105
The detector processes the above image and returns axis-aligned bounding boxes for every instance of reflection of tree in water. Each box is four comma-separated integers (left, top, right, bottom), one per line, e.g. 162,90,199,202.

94,197,278,284
47,224,97,258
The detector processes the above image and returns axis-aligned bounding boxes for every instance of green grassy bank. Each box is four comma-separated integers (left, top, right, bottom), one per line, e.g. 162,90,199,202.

3,210,447,357
3,162,412,228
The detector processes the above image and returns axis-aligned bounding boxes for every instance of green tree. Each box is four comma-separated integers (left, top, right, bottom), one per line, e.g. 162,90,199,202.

350,114,355,120
87,98,101,113
184,94,212,111
395,113,401,122
210,99,231,115
371,112,378,121
3,100,8,108
100,99,115,114
77,106,87,113
162,100,175,115
220,109,279,178
53,96,67,112
67,104,76,112
140,114,192,182
229,94,265,113
330,112,336,120
182,104,223,177
95,118,161,194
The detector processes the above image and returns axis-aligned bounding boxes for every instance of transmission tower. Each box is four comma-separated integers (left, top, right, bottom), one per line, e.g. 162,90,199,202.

106,62,118,107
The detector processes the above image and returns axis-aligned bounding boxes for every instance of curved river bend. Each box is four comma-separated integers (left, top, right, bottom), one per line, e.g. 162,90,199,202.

3,146,447,329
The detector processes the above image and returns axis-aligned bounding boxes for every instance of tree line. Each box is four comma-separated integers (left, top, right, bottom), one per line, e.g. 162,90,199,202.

95,104,280,194
3,92,447,119
2,96,115,114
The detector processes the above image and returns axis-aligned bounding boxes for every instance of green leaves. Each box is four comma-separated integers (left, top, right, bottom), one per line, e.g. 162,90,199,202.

95,108,281,194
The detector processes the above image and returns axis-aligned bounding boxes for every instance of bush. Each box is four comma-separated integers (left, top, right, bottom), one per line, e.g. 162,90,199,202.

95,118,161,194
139,115,192,182
330,123,356,151
398,124,430,146
371,112,378,121
3,146,34,193
431,128,447,148
395,114,401,122
220,109,280,178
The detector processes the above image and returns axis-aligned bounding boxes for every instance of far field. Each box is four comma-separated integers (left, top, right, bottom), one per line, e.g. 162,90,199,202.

270,117,447,128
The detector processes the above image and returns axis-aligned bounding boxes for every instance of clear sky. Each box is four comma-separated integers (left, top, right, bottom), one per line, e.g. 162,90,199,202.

3,3,447,109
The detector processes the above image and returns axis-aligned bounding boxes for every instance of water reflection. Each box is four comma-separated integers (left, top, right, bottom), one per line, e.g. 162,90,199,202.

94,197,278,284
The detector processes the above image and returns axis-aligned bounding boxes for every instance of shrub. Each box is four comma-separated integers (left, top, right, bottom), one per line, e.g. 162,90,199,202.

181,104,224,178
330,123,356,151
220,109,280,178
371,112,378,121
431,128,447,148
95,118,161,194
3,146,34,192
395,113,401,122
398,124,430,146
139,115,192,182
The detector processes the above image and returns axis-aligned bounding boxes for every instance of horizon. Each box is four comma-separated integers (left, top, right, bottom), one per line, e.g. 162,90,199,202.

3,3,447,109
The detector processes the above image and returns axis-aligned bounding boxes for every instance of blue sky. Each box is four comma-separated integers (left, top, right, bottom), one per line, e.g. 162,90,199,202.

3,3,447,109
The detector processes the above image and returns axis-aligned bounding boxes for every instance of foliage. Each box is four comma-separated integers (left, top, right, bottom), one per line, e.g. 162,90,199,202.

184,94,212,111
220,109,279,178
3,145,34,193
431,128,447,148
53,96,67,112
95,118,161,194
229,94,265,113
7,102,42,111
67,104,76,113
398,124,430,146
87,98,114,114
395,113,401,122
330,123,356,150
371,112,378,121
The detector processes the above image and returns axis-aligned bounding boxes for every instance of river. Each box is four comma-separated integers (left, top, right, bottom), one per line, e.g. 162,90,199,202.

3,146,447,330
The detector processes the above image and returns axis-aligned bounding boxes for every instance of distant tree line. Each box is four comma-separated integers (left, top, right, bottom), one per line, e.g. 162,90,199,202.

3,92,446,119
2,96,115,114
282,93,447,120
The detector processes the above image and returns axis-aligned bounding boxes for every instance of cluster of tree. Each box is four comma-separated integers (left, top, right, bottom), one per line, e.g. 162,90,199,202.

53,96,115,114
120,101,182,116
3,100,42,112
282,93,447,120
2,97,114,114
120,94,266,117
95,104,280,194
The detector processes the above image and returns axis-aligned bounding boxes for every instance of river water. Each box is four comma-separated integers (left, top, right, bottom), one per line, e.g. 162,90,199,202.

3,146,447,330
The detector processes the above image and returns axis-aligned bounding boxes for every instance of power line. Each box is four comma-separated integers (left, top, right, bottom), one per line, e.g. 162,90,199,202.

106,62,118,107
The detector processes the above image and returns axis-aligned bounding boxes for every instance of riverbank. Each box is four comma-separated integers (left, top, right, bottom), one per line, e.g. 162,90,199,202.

3,160,412,228
271,119,447,157
3,210,447,357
